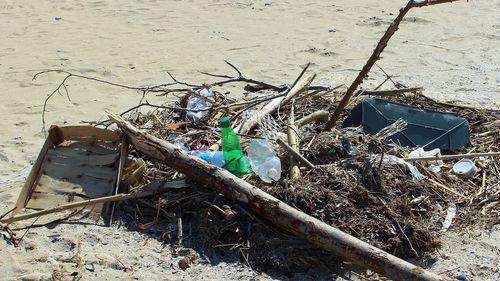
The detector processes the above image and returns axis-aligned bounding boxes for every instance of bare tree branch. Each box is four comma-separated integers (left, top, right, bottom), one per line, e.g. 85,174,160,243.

324,0,462,130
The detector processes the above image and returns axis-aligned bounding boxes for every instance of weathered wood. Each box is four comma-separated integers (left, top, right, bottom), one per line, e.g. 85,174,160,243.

13,125,120,215
404,152,500,162
287,101,300,180
324,0,461,130
276,139,315,170
109,114,449,281
236,74,315,135
109,135,130,224
359,87,423,97
1,180,189,224
295,110,329,127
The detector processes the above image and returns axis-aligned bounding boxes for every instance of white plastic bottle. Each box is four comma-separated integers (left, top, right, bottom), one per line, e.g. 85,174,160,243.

248,139,281,183
186,87,213,122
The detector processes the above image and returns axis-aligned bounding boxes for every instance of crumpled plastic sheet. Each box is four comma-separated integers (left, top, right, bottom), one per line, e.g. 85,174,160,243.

440,203,457,232
374,154,424,181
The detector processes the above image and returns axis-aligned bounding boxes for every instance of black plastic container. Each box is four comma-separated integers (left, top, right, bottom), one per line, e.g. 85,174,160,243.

342,98,470,150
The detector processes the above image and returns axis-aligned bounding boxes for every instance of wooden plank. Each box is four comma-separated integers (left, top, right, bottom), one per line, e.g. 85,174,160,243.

13,137,53,215
2,180,187,224
39,159,117,181
55,126,120,143
26,192,89,210
33,174,114,198
64,141,119,155
45,149,118,167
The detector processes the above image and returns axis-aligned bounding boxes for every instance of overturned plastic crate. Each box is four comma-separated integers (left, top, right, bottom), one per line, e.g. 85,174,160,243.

342,98,470,150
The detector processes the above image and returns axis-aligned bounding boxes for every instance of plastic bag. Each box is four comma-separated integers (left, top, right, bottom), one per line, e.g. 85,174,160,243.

377,154,423,181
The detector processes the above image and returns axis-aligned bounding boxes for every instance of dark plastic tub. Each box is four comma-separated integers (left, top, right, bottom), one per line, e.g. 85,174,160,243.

342,98,470,150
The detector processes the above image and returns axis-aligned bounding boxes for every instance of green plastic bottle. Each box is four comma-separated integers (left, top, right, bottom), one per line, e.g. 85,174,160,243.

219,116,252,176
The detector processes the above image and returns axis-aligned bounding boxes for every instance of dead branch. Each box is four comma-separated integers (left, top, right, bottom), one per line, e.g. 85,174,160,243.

324,0,462,130
33,70,191,134
287,101,300,179
295,110,330,127
360,87,423,97
276,138,315,170
200,60,286,92
0,222,19,246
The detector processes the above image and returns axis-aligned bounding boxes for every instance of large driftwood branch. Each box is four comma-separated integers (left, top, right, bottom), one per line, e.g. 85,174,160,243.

324,0,461,130
109,114,449,281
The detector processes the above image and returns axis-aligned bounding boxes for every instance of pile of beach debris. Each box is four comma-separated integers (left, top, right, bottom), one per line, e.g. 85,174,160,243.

109,70,498,268
3,1,498,279
3,64,498,280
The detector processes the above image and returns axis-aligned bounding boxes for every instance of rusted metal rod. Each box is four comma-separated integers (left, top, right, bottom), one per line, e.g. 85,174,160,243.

109,114,450,281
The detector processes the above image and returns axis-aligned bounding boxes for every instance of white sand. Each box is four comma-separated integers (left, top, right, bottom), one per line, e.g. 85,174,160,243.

1,0,499,280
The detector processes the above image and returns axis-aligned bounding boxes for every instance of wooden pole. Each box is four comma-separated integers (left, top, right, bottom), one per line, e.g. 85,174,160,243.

404,152,500,162
287,101,301,179
109,114,450,281
324,0,461,130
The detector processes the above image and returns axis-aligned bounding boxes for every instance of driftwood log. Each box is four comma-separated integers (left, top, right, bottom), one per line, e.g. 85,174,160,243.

109,113,450,281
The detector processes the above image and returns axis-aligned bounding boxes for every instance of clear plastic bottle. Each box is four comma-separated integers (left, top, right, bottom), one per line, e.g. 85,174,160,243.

186,87,213,122
191,150,225,167
247,139,281,183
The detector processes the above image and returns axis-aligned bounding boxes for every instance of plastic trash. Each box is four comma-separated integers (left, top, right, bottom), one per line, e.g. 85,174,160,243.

377,154,423,181
408,147,444,173
186,87,213,122
219,116,252,176
248,139,281,183
173,136,190,151
191,150,225,167
341,138,359,156
343,98,471,150
440,203,456,232
452,159,478,179
255,114,285,141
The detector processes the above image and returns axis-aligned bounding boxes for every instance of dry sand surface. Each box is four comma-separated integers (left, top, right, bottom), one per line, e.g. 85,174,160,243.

0,0,499,280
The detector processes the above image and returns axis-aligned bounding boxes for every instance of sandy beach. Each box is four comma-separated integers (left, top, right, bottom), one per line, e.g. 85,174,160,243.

1,0,499,280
